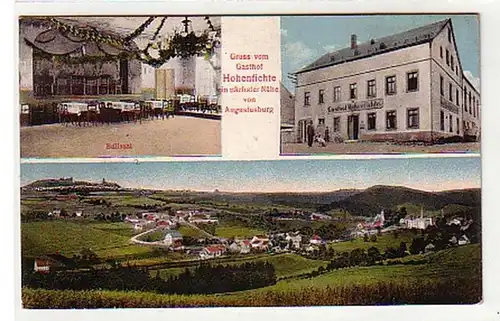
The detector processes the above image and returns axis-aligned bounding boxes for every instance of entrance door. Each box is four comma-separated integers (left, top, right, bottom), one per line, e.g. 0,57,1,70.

347,115,359,140
297,119,307,143
119,59,129,94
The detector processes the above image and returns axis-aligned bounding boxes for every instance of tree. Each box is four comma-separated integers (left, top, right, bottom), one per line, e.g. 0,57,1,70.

363,234,369,242
409,237,425,255
398,241,407,257
370,234,377,242
367,246,381,265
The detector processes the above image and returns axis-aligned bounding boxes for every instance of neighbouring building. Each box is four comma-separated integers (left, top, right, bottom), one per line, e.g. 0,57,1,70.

199,245,226,260
34,259,51,273
164,230,183,246
293,18,480,143
285,232,302,249
309,235,323,245
281,82,296,143
250,235,270,250
401,208,434,230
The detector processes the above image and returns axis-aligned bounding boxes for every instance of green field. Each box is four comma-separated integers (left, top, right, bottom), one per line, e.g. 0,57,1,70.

214,224,265,238
23,245,481,308
178,225,206,238
150,253,327,279
329,230,416,253
22,221,151,259
94,196,165,207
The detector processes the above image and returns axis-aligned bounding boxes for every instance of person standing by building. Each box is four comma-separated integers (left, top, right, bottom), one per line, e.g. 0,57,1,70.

325,126,330,143
307,122,315,147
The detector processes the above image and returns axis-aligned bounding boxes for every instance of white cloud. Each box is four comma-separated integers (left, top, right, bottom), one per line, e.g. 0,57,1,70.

283,40,318,70
323,44,337,52
463,70,480,91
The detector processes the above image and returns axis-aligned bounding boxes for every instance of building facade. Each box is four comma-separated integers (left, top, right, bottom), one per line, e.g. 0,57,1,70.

294,19,480,143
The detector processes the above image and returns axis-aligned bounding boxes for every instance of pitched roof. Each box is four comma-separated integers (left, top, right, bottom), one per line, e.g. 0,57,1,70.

35,259,51,267
296,19,450,74
165,230,183,238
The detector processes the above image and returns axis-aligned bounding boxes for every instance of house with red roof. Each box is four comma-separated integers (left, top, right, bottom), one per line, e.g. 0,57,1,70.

199,245,226,260
250,235,270,250
309,234,323,245
34,259,51,274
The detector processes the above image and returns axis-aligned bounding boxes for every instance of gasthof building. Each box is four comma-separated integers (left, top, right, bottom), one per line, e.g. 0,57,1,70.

293,19,480,143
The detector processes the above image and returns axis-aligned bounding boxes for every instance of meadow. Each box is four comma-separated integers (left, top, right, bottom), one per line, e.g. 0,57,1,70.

22,244,481,308
21,221,151,259
329,230,416,252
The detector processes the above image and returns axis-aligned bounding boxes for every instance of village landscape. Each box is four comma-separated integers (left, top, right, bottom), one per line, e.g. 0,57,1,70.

21,177,481,308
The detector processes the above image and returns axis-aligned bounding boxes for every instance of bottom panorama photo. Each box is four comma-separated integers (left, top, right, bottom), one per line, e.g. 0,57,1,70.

19,157,481,308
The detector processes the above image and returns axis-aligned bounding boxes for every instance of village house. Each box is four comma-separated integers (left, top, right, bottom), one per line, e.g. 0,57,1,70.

458,235,471,246
34,258,51,274
310,213,332,221
199,245,226,260
250,235,270,251
164,230,183,246
309,234,323,245
402,209,434,230
425,243,436,253
285,232,302,249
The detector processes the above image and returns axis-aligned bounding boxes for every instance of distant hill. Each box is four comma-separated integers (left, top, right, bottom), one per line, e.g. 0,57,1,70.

318,185,481,216
193,189,361,208
23,178,121,190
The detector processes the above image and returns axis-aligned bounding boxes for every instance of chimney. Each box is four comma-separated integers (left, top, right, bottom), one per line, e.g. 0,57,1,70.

351,34,357,49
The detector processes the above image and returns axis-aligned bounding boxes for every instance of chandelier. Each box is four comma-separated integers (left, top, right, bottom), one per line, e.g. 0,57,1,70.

167,16,220,59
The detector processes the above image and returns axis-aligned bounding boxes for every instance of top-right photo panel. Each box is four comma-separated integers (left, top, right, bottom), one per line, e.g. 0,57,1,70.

280,14,480,155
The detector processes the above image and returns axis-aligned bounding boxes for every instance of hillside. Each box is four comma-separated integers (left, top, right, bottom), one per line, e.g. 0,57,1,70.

318,185,481,217
23,178,121,190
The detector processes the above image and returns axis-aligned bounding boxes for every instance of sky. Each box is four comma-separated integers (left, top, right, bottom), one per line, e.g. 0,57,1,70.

281,14,480,92
21,157,480,193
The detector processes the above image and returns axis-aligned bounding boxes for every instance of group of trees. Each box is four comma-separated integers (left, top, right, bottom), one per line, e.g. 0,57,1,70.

94,212,127,222
23,261,277,295
326,242,408,270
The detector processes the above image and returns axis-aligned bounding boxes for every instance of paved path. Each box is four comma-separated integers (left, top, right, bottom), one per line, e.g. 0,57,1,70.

282,142,480,155
21,116,220,158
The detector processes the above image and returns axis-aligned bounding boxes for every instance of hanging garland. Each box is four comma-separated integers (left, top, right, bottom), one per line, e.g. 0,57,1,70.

47,17,125,48
124,16,156,43
30,16,220,68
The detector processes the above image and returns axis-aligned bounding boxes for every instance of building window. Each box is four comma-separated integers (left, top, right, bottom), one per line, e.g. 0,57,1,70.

449,115,453,133
367,112,376,130
333,86,341,102
385,75,396,95
318,118,325,125
469,93,472,114
473,97,476,117
440,111,445,131
318,89,325,104
333,117,340,132
367,79,376,98
407,108,419,129
407,71,418,92
349,83,357,99
456,118,460,134
464,88,468,111
451,56,454,70
449,83,453,102
446,49,450,66
440,76,444,96
448,28,452,42
456,89,459,106
386,110,397,130
304,92,310,106
440,46,443,58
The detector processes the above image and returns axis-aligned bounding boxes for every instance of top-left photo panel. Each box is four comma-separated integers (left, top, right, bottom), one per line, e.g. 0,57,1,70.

18,16,221,158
